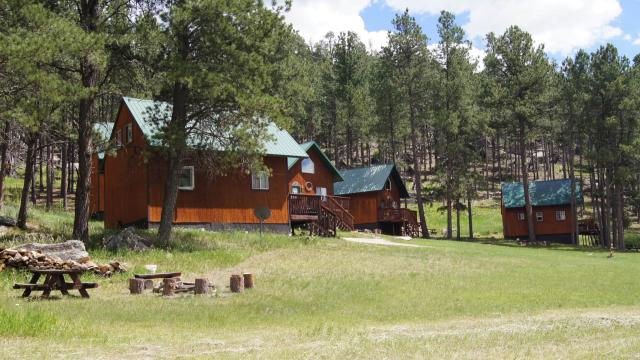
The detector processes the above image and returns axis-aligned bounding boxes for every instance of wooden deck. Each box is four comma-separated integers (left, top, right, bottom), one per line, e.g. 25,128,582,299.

377,208,417,223
288,194,354,232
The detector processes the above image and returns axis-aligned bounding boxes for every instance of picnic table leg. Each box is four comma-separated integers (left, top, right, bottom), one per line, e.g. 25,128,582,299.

21,272,41,297
70,273,90,298
56,274,69,296
41,275,54,298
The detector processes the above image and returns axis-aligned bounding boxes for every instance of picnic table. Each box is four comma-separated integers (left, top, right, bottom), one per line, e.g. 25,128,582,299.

13,268,98,298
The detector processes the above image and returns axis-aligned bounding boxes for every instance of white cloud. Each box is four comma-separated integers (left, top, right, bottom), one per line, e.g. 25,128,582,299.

634,38,640,46
283,0,388,50
384,0,623,55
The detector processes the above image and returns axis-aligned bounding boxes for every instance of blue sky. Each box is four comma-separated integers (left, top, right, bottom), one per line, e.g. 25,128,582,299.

284,0,640,62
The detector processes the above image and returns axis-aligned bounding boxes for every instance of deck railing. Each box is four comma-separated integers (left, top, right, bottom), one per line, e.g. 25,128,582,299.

289,194,322,216
288,194,354,230
377,207,417,223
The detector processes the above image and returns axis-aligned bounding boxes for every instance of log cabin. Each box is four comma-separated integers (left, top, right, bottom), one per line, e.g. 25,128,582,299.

334,164,420,236
501,179,583,243
286,141,354,235
103,97,310,233
89,122,114,218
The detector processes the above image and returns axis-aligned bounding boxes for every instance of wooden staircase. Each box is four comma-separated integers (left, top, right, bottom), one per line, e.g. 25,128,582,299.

289,194,354,237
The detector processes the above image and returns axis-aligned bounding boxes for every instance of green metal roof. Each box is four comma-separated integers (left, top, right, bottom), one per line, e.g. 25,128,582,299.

93,122,114,160
501,179,583,208
287,141,343,181
121,97,307,158
334,164,409,197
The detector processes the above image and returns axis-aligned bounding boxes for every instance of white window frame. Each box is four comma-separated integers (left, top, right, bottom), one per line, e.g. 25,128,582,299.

125,123,133,144
291,182,302,194
535,211,544,222
517,212,525,221
252,171,269,190
115,129,122,147
555,210,566,221
301,158,315,174
385,179,391,191
316,186,327,197
178,166,195,191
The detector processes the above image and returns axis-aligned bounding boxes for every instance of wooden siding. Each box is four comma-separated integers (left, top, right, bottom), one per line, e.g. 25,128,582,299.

147,156,290,225
345,175,403,225
288,147,335,195
502,204,574,238
103,105,149,228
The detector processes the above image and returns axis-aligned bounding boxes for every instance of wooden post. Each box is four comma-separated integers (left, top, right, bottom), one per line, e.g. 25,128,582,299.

194,278,209,295
129,278,145,294
243,273,254,289
162,277,177,296
230,275,244,293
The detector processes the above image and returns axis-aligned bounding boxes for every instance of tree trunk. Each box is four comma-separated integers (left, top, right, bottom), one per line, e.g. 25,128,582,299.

568,145,578,245
157,77,190,246
73,0,101,242
0,121,10,209
446,193,452,239
455,200,461,241
18,135,37,229
409,99,429,238
519,119,536,242
61,141,68,210
46,144,53,210
38,139,44,192
467,195,473,239
614,182,624,250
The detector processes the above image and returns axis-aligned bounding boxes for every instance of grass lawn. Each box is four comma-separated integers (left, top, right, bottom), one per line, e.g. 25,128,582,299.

1,177,640,358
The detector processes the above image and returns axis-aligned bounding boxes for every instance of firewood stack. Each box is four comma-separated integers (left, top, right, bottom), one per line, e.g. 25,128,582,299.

0,248,126,276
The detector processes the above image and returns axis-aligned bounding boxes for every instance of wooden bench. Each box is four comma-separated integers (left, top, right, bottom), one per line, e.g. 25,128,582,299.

14,268,98,298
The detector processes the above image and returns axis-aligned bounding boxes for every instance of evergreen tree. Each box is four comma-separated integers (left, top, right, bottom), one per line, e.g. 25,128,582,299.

153,0,293,245
385,9,432,238
484,26,553,242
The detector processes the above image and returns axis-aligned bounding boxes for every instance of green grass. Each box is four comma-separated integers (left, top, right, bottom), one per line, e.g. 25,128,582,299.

2,176,640,358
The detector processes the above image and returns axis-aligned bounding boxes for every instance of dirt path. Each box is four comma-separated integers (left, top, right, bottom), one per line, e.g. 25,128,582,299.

341,236,427,248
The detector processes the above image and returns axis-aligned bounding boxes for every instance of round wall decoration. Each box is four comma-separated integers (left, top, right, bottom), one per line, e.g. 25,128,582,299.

305,181,313,191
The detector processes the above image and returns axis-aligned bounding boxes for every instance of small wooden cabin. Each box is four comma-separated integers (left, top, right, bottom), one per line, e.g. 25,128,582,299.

501,179,583,243
334,164,419,236
286,141,353,234
103,97,308,232
89,122,114,217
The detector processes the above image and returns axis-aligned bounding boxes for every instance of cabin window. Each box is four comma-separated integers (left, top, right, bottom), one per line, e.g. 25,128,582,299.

125,123,133,144
251,172,269,190
301,158,315,174
178,166,194,190
536,211,544,222
517,212,525,221
115,129,122,147
291,182,302,194
316,187,327,197
555,210,566,221
385,179,391,191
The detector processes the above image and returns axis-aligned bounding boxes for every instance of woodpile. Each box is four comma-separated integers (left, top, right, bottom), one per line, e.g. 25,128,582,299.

0,247,127,276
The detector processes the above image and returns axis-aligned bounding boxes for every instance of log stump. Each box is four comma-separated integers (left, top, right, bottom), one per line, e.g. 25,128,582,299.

194,278,210,295
230,275,244,293
129,278,145,294
162,277,178,296
243,273,254,289
143,279,154,290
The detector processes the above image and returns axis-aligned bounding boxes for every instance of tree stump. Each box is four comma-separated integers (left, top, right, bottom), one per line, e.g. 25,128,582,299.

162,277,178,296
129,278,145,294
243,273,254,289
143,279,154,290
194,278,209,295
230,275,244,293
